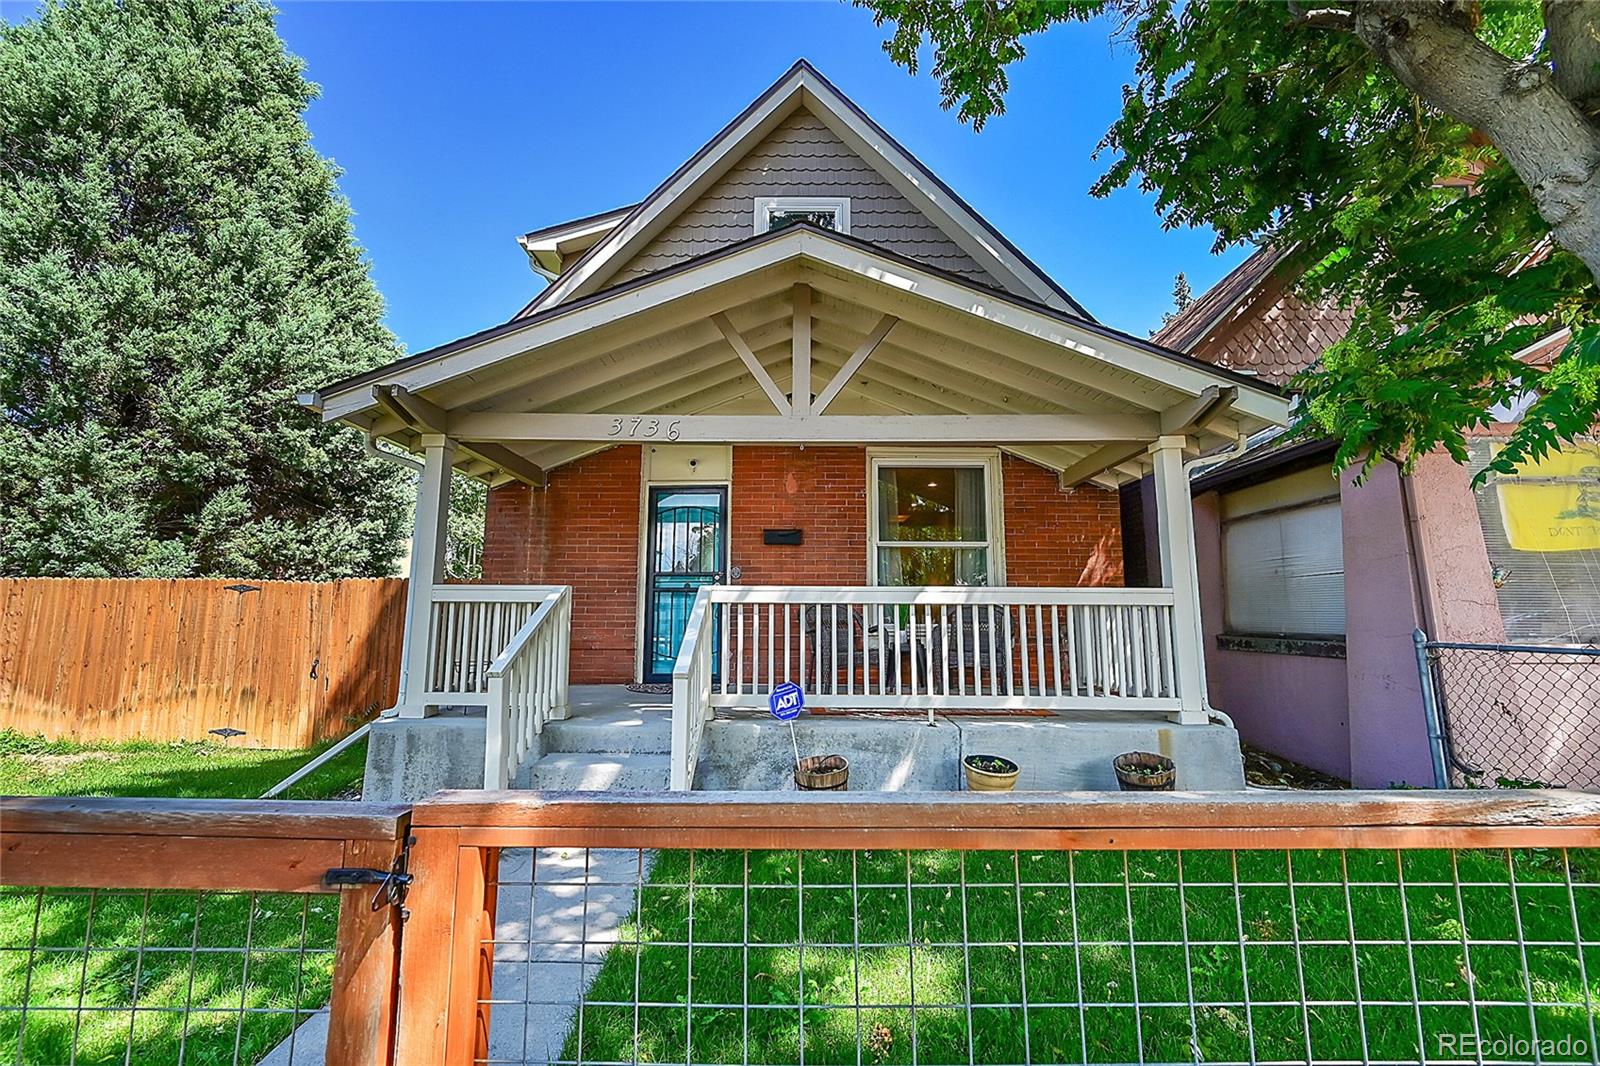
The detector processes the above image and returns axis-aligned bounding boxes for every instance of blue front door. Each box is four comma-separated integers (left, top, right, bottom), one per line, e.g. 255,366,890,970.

645,486,727,683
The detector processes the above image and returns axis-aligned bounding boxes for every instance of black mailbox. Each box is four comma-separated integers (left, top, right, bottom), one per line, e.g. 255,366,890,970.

762,528,803,545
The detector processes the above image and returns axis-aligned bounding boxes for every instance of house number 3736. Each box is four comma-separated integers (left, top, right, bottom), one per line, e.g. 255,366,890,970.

607,417,681,440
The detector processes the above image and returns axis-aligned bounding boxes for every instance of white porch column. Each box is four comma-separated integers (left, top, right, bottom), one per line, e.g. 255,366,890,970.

397,434,456,718
1150,434,1208,725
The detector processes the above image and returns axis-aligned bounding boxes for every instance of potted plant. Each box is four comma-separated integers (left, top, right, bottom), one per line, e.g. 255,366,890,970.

963,754,1019,792
795,754,849,791
1113,751,1177,792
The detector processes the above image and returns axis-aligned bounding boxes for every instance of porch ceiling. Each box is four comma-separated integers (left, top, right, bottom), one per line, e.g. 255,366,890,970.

307,227,1289,488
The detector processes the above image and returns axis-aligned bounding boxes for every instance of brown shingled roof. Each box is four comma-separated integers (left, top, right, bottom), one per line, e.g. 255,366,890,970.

1153,245,1287,352
1153,245,1353,387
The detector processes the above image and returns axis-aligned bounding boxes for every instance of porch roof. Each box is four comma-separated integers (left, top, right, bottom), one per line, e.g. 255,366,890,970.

303,225,1290,489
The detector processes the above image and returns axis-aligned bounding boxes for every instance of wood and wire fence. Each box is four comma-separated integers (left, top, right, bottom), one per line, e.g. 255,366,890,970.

0,578,408,748
3,789,1599,1065
0,795,410,1065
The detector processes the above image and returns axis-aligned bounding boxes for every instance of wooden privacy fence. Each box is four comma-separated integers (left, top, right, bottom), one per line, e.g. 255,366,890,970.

3,789,1600,1066
0,578,407,748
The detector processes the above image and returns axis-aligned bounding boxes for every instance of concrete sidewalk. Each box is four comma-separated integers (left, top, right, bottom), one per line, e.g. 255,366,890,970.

486,846,647,1065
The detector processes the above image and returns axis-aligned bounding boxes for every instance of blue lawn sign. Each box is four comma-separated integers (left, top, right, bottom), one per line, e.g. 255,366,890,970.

769,681,804,721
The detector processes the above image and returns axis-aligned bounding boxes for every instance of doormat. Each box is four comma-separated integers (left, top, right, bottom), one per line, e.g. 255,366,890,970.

625,683,672,694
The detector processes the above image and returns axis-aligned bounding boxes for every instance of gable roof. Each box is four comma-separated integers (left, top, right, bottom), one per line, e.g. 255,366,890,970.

515,60,1090,320
1152,245,1288,353
311,222,1279,421
517,204,637,280
606,108,1008,290
1153,245,1354,386
307,224,1288,490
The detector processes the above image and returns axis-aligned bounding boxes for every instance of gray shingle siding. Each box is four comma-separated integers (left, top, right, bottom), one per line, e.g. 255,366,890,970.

610,109,1006,288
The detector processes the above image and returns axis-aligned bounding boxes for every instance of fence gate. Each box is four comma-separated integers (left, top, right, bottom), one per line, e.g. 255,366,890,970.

1415,629,1600,789
5,791,1600,1066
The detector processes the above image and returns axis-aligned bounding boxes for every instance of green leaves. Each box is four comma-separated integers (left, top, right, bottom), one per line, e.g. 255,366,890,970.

860,0,1600,478
856,0,1100,130
0,0,409,578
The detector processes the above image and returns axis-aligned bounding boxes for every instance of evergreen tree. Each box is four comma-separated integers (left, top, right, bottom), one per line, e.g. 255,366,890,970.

1161,272,1194,328
0,0,409,578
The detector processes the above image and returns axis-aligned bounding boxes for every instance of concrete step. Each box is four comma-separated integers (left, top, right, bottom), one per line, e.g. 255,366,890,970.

542,706,672,755
518,752,671,791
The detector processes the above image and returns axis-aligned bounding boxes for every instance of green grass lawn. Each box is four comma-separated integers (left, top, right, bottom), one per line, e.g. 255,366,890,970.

561,847,1600,1065
0,730,367,800
0,728,369,1065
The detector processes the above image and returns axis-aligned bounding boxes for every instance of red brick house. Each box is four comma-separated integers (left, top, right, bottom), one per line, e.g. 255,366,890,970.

304,62,1288,791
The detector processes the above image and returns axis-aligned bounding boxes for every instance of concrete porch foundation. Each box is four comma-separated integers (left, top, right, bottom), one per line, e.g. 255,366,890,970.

363,709,491,803
361,686,1248,799
695,711,1245,791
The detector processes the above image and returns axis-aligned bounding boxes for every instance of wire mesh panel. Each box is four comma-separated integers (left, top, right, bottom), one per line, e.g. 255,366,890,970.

473,844,1600,1066
0,885,339,1066
1424,641,1600,788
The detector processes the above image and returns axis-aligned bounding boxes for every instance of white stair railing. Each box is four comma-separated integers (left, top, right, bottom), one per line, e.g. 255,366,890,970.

669,585,717,791
483,587,572,789
421,584,566,706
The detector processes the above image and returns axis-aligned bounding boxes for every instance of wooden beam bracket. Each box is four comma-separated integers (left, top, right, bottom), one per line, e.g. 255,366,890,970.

711,311,791,416
373,383,546,487
813,314,898,415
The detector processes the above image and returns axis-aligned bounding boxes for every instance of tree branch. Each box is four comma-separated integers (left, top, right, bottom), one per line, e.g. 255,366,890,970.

1544,0,1600,115
1351,1,1600,285
1286,2,1356,31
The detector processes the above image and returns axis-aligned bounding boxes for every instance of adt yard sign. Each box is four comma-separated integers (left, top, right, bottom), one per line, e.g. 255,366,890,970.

769,682,804,721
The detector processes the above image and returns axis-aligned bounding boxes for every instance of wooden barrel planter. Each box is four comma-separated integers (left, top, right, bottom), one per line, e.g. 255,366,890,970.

795,755,849,791
1113,751,1177,792
963,754,1019,792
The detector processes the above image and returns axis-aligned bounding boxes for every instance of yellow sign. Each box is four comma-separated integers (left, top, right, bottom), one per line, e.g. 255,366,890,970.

1494,442,1600,552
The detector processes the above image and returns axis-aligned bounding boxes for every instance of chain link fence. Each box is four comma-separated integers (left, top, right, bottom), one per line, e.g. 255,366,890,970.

1416,631,1600,789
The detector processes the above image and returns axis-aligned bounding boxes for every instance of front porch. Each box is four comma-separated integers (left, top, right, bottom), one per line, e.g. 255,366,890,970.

305,226,1290,796
362,680,1246,802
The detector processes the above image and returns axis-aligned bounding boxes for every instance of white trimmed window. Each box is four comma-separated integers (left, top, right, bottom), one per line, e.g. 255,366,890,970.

869,451,1002,586
1221,467,1345,637
754,196,851,235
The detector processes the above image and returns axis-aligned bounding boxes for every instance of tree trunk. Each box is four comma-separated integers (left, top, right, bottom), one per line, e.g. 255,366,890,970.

1353,4,1600,286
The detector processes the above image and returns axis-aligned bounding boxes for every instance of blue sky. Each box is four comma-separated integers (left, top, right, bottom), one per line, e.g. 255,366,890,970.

15,1,1250,353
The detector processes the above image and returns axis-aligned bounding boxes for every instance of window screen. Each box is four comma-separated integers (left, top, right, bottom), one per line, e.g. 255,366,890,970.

1223,500,1346,636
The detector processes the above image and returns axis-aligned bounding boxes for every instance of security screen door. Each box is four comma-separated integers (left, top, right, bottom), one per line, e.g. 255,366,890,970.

644,486,727,683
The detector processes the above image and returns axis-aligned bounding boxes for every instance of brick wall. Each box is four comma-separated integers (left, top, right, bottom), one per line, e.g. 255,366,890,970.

483,447,642,683
482,445,1123,681
1002,453,1124,586
730,447,868,585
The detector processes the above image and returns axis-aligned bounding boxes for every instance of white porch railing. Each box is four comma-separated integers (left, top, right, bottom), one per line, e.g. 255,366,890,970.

484,586,573,789
669,584,1191,789
670,583,718,790
418,584,566,706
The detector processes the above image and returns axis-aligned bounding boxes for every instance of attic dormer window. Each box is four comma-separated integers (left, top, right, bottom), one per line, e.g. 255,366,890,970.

754,196,851,236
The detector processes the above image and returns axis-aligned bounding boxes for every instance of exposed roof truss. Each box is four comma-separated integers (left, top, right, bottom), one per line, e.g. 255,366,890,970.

308,227,1288,489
